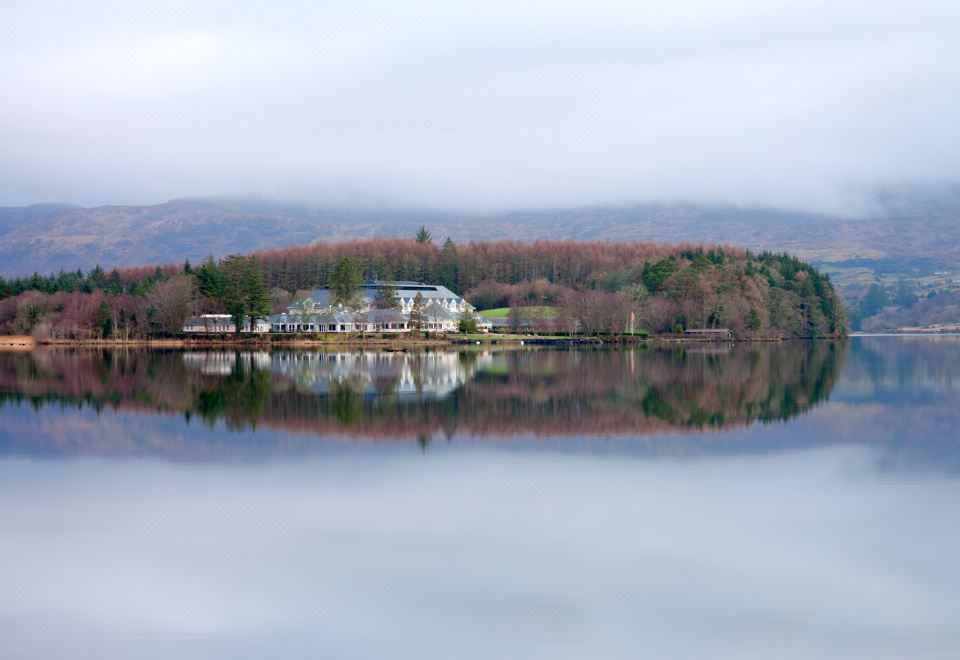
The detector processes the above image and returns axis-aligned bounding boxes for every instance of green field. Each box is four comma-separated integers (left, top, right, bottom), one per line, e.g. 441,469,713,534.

477,306,558,319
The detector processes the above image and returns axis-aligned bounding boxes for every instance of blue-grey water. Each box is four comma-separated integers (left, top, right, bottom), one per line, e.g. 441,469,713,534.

0,337,958,659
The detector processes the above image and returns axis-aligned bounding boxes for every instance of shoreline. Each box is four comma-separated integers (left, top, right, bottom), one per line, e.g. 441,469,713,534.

3,333,851,349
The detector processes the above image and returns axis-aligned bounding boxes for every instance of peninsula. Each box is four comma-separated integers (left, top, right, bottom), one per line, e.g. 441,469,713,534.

0,237,846,343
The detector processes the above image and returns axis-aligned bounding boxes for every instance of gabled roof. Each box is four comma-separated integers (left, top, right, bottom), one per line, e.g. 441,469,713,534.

365,308,407,322
290,281,466,311
421,302,460,320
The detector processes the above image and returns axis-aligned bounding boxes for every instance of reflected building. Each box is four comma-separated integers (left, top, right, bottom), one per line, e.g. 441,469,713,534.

182,351,272,375
266,351,493,400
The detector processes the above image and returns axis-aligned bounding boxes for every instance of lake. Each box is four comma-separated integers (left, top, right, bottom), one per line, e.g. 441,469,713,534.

1,337,958,659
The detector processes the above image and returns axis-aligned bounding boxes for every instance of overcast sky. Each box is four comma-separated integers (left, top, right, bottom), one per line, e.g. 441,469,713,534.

1,0,958,213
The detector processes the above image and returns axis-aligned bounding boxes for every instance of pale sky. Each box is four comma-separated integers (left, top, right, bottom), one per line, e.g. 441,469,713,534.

1,0,959,213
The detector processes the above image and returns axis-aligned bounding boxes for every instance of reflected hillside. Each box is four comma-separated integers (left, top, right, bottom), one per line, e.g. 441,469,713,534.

837,335,960,403
0,344,844,449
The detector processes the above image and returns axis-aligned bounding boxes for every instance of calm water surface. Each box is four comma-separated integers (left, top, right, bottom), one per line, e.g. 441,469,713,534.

0,337,958,659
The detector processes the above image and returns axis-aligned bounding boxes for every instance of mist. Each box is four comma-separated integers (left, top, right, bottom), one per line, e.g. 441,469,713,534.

1,0,959,214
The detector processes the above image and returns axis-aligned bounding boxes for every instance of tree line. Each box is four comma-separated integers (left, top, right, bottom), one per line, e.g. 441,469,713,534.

0,232,846,339
0,255,270,339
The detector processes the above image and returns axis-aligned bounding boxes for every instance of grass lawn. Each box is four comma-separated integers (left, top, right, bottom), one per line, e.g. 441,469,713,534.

477,306,558,318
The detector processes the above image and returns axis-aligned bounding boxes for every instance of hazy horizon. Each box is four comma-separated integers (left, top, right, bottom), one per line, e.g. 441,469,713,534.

3,1,960,215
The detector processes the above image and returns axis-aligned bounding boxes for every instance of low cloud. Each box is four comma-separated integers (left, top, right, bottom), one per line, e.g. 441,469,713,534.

1,0,959,214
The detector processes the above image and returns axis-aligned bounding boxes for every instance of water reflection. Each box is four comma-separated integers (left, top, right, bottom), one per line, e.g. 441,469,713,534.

2,338,960,659
0,343,844,449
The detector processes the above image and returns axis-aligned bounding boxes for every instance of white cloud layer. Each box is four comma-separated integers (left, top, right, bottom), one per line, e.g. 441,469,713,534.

1,0,959,213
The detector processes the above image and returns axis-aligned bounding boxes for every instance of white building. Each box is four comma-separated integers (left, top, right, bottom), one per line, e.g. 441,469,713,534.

181,282,486,334
182,314,271,333
270,281,481,333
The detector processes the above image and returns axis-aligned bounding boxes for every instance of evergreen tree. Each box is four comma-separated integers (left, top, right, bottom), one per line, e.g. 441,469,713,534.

331,257,363,307
440,238,459,291
859,283,888,319
221,254,249,333
88,264,106,289
196,256,226,299
106,269,124,295
415,226,432,243
242,256,271,327
409,292,426,335
373,285,401,309
642,257,677,293
457,309,478,333
95,301,114,338
894,279,917,309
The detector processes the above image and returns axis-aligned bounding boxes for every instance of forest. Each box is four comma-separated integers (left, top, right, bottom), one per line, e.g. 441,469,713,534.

0,234,846,339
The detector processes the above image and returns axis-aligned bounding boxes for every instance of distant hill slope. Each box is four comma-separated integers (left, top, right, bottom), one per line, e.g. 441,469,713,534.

2,190,959,277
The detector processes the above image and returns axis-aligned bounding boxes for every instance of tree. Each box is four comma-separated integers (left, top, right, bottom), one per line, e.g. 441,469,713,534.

373,285,401,309
440,238,459,291
221,254,249,333
146,275,197,335
242,256,272,328
95,300,114,338
458,309,478,334
331,257,363,307
859,283,888,320
105,269,124,295
196,256,226,299
642,257,677,293
409,291,426,336
88,265,107,290
508,304,525,333
219,255,272,333
894,279,917,309
270,288,292,313
415,226,433,243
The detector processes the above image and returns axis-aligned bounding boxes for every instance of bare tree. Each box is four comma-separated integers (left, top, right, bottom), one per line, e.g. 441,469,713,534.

146,275,198,335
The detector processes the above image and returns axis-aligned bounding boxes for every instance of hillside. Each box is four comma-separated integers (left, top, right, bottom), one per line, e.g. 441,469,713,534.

0,239,846,339
2,187,959,280
859,292,960,333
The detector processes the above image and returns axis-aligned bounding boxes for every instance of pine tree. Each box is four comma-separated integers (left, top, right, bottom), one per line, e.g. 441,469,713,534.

88,264,106,289
457,309,478,333
95,301,114,338
196,256,226,299
331,257,363,307
373,285,400,309
415,226,432,243
242,256,272,328
106,269,124,295
409,291,426,336
221,254,249,333
440,238,459,291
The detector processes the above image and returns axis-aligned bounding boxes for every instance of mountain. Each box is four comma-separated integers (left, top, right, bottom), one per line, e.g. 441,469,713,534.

2,188,959,279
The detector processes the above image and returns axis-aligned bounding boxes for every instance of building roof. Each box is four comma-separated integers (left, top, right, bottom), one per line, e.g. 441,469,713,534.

365,308,407,323
421,302,460,321
291,281,466,311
